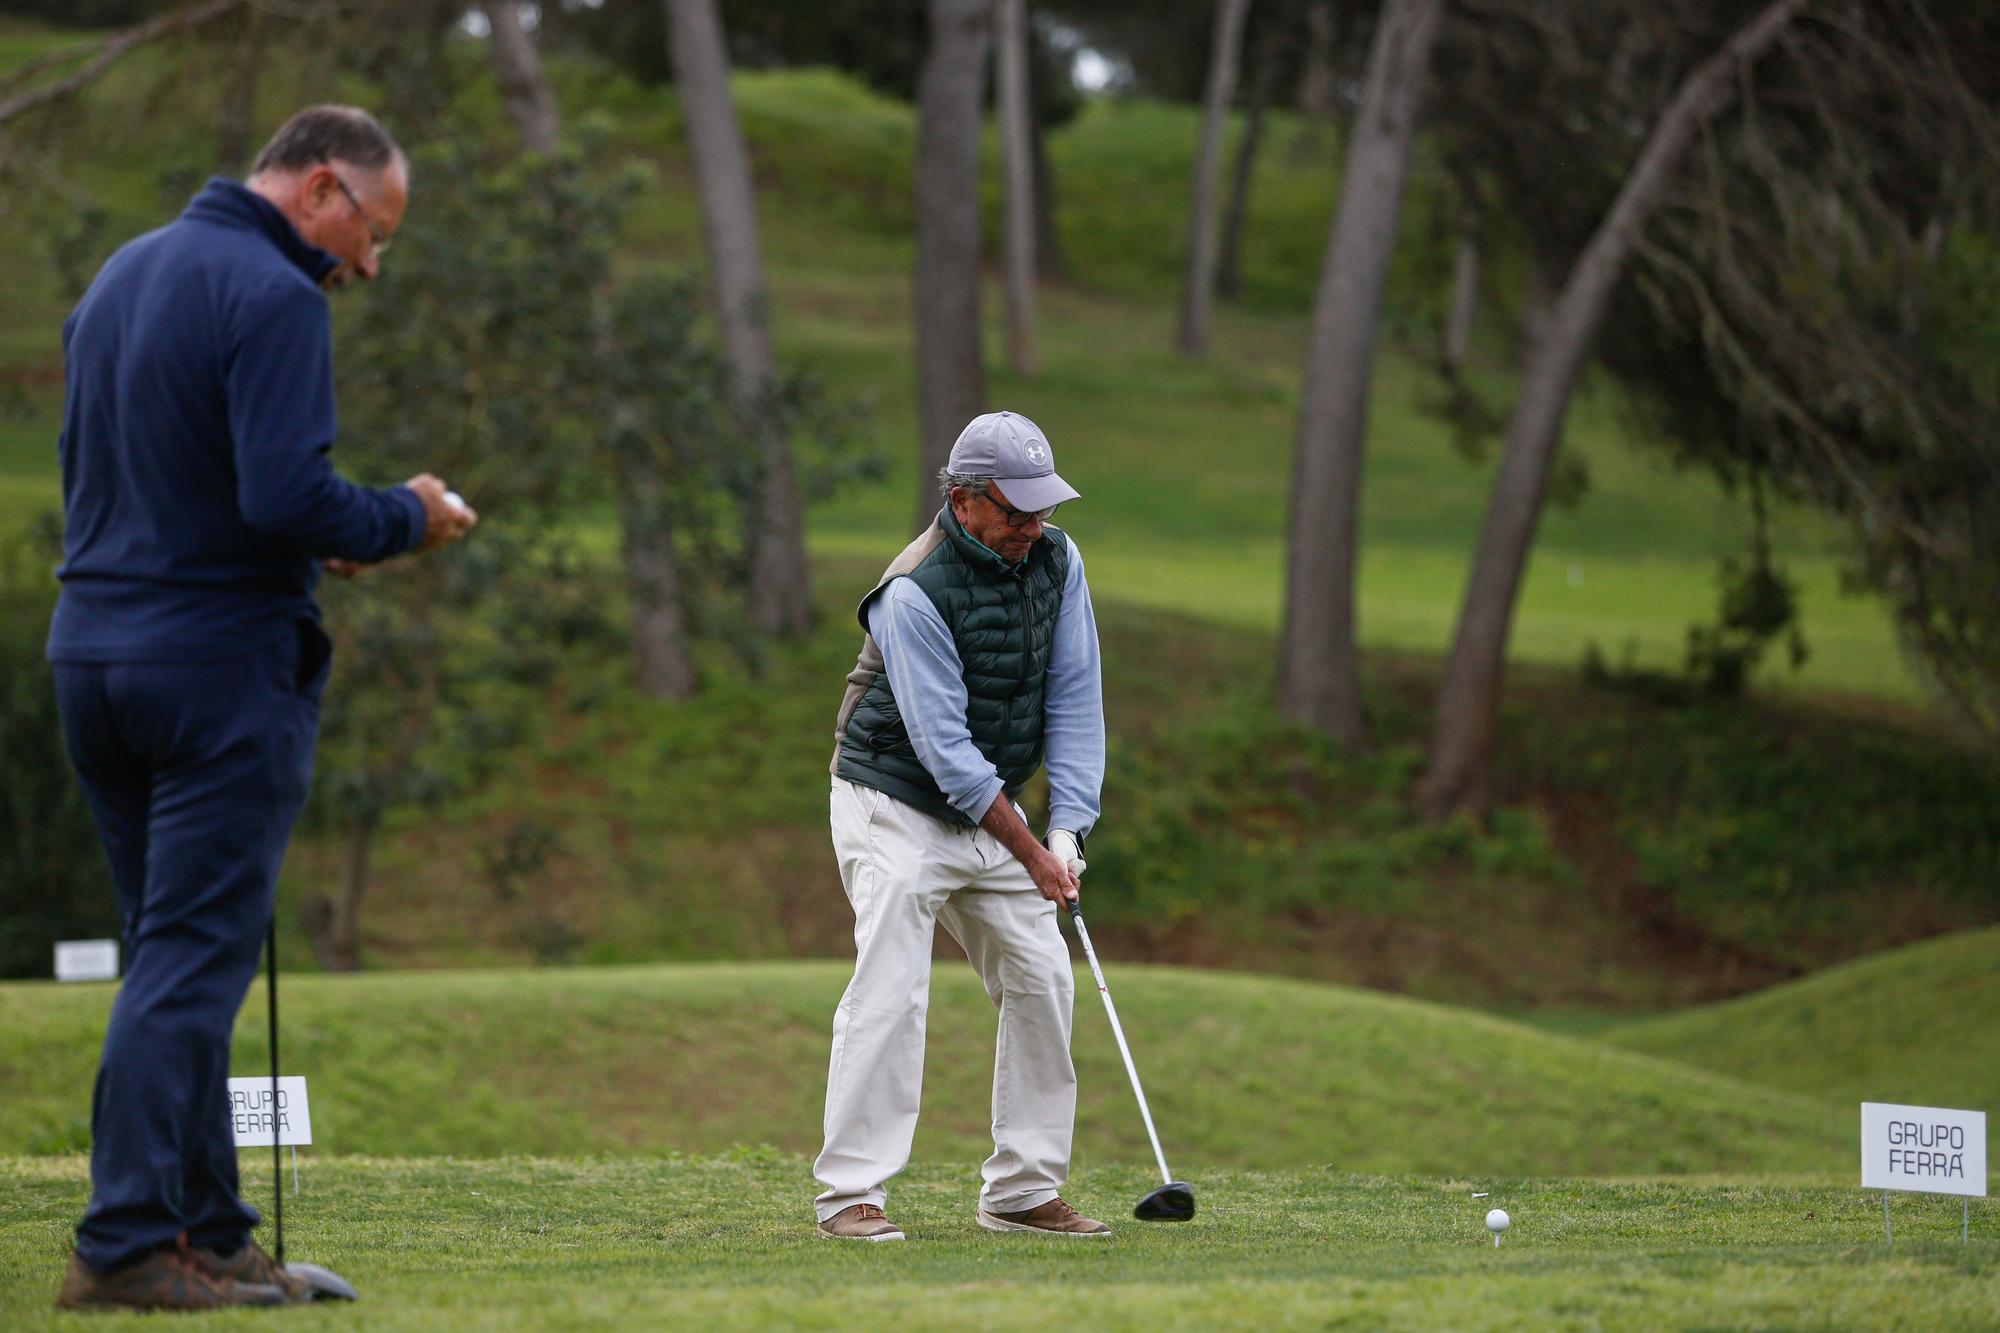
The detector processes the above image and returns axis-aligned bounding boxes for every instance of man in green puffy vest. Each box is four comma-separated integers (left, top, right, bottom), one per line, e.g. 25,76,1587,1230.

814,411,1108,1241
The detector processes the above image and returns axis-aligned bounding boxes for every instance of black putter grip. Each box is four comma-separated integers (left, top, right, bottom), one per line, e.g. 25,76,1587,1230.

1064,897,1082,919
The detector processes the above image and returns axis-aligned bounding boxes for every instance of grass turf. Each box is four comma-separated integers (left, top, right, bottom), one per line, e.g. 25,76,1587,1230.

1606,925,2000,1114
1,1156,1995,1329
235,577,1990,1000
0,963,1847,1173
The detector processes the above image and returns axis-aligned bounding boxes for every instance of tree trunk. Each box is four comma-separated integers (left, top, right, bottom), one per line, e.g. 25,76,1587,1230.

618,452,699,700
1030,107,1065,280
997,0,1037,376
1415,0,1808,822
1217,16,1278,303
1515,259,1554,374
1276,0,1446,746
663,0,811,637
911,0,992,530
1176,0,1254,356
314,815,374,973
1295,0,1337,119
213,1,262,175
1443,222,1480,371
480,0,560,155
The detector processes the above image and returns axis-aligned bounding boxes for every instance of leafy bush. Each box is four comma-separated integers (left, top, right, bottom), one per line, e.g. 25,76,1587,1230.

1513,685,2000,960
0,540,117,979
1087,698,1570,928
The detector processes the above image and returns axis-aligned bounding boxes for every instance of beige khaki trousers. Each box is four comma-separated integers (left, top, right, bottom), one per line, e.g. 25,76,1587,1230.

813,778,1077,1221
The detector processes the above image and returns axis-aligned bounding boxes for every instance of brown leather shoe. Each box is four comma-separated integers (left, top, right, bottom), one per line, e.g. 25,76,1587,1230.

816,1203,906,1242
53,1240,290,1311
978,1196,1112,1236
191,1239,312,1304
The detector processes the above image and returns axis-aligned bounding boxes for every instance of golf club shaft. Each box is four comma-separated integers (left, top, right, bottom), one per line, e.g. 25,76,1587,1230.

1066,901,1175,1186
267,917,283,1264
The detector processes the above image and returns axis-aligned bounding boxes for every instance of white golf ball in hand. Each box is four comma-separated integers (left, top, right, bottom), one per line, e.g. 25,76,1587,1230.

1485,1208,1511,1234
444,490,470,514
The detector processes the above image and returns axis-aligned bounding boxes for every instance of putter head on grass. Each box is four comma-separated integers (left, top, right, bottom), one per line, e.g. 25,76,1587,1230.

284,1263,358,1302
1134,1181,1195,1221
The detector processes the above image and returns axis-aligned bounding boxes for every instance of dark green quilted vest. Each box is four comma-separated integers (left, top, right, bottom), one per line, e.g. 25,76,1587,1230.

833,507,1071,826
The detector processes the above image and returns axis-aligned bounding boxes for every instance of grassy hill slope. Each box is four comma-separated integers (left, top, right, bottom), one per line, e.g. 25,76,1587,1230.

0,962,1846,1176
1607,926,2000,1113
246,580,1995,1005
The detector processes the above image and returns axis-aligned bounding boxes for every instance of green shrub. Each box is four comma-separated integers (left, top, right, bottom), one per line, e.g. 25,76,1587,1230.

1515,687,2000,958
0,543,117,979
1087,699,1571,927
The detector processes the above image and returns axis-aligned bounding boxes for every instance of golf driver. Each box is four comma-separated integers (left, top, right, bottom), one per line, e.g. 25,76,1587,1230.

1063,898,1195,1221
264,921,357,1302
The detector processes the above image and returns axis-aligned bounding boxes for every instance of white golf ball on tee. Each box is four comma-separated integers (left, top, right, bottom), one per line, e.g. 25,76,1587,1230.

1486,1208,1510,1234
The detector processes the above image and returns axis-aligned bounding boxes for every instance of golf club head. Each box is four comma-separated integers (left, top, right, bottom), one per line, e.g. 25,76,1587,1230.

284,1261,358,1302
1134,1181,1195,1222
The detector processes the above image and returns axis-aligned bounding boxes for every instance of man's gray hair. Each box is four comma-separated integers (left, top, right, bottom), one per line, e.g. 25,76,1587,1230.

250,105,401,177
937,468,991,499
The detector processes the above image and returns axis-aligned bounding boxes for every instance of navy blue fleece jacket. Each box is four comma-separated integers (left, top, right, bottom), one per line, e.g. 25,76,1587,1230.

47,178,426,662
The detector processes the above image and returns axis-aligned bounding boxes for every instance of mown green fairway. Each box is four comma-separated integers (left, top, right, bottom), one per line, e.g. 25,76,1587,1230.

1609,926,2000,1114
1,1157,1995,1330
0,957,1992,1329
0,963,1847,1175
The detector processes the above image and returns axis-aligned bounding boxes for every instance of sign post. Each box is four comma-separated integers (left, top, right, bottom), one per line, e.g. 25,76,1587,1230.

227,1075,312,1196
1860,1102,1986,1246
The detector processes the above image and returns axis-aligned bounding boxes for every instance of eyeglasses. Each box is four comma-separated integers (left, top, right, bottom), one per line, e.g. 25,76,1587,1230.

974,490,1060,528
332,174,390,260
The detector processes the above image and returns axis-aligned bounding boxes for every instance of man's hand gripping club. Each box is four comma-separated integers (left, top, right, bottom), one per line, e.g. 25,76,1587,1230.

979,798,1082,905
1046,829,1086,881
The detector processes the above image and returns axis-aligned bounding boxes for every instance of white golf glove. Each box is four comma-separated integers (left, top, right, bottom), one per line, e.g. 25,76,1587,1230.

1046,829,1086,879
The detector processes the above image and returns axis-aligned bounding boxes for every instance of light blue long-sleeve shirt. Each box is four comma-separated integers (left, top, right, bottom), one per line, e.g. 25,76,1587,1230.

865,533,1104,840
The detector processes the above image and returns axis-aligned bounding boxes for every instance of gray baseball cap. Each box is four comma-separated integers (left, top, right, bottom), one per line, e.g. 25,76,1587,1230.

946,411,1080,513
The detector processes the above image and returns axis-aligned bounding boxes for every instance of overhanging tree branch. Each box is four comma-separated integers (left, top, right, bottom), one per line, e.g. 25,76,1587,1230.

0,0,244,129
1632,238,1959,564
0,42,98,100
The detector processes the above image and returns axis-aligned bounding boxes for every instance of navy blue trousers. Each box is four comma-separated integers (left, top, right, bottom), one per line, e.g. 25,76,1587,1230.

54,619,330,1274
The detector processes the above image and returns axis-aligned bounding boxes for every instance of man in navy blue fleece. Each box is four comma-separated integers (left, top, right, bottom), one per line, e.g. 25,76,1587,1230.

814,411,1108,1241
49,106,476,1313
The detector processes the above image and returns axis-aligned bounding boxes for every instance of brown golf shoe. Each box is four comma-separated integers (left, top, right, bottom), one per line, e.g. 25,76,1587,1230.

816,1203,906,1242
54,1241,290,1312
192,1239,312,1304
978,1196,1112,1237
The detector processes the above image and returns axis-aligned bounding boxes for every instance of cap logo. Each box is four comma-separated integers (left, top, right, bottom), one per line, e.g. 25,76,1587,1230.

1025,442,1048,465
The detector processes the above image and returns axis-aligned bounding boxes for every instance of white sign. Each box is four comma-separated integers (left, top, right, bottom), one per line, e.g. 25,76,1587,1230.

1861,1102,1986,1198
54,939,119,982
226,1077,313,1148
